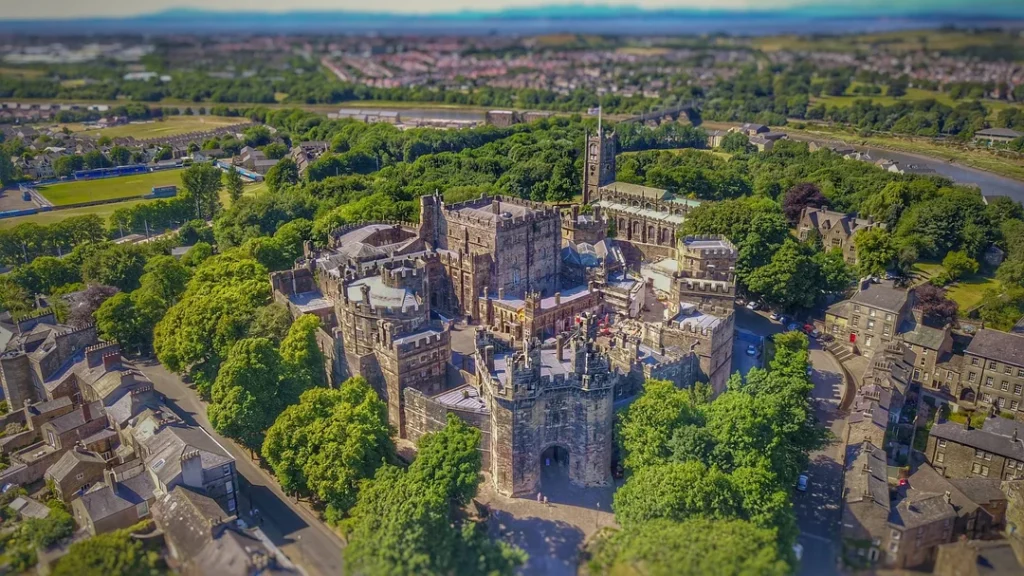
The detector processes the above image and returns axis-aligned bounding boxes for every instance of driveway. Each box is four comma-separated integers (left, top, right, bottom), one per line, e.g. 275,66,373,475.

795,343,849,576
137,360,345,576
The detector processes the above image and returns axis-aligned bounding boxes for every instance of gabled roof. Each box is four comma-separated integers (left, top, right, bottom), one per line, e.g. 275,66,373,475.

966,329,1024,368
930,418,1024,462
144,425,233,487
47,447,105,482
153,486,234,561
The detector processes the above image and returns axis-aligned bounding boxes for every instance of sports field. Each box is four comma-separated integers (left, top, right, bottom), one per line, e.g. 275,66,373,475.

68,115,243,140
37,169,185,206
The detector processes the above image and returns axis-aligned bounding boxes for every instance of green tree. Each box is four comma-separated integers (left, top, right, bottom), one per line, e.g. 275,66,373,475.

53,154,84,178
853,227,897,277
720,131,751,153
208,337,283,453
0,152,16,187
746,240,820,311
248,303,293,342
265,158,299,193
51,525,163,576
617,380,701,472
588,518,790,576
942,250,979,281
95,292,147,352
262,379,394,523
279,313,325,395
180,162,224,220
408,413,482,505
137,255,191,304
224,166,245,204
80,244,147,292
613,461,740,528
108,146,132,167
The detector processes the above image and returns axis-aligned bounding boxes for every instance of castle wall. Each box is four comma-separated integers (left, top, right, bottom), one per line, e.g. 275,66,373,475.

377,329,450,438
403,388,491,470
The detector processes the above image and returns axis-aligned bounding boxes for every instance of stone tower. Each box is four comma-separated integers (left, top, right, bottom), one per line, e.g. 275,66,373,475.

582,124,618,205
476,328,615,497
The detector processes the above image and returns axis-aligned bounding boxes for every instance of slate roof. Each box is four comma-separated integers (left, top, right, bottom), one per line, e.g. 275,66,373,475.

976,127,1024,138
144,425,233,487
937,539,1024,575
890,492,956,530
191,529,292,576
46,447,105,482
845,441,890,510
46,402,104,435
153,486,234,562
107,389,162,428
26,396,72,416
850,280,909,313
899,319,948,351
929,418,1024,462
966,329,1024,368
80,473,156,523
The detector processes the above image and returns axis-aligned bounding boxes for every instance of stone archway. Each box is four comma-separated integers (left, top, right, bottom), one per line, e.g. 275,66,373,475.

960,387,976,403
540,444,571,493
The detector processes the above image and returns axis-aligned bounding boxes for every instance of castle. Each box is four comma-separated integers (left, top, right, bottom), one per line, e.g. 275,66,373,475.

269,124,737,496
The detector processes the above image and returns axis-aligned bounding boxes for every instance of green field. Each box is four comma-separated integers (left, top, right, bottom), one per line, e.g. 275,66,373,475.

38,169,185,206
0,180,262,229
811,87,1019,119
911,262,1001,313
67,115,244,140
0,199,151,229
753,30,1022,55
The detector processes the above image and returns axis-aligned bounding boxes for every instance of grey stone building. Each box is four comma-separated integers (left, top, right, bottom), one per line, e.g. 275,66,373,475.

961,329,1024,415
926,418,1024,482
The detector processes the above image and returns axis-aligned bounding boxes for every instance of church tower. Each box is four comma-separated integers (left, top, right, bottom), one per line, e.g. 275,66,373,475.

582,113,618,205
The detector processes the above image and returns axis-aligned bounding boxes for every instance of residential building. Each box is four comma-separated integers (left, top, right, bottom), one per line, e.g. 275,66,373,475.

926,418,1024,481
73,464,157,535
153,485,295,575
45,446,107,501
961,329,1024,415
826,279,911,355
797,207,884,265
973,127,1023,145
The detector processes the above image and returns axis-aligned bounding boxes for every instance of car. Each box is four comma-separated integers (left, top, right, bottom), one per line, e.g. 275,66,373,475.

779,315,790,325
735,298,746,306
802,324,815,334
769,311,781,321
796,474,809,492
793,543,804,562
746,345,759,357
787,322,800,332
746,301,760,311
806,367,813,376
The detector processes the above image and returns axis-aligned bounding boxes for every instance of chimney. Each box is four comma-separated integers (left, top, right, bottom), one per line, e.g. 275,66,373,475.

556,335,565,362
180,449,203,488
360,284,371,304
1013,427,1018,442
943,490,952,505
82,401,92,422
554,292,561,306
102,353,121,372
484,345,495,373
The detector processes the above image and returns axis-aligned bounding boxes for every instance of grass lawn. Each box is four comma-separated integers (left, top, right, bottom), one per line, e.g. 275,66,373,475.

0,199,151,229
754,29,1019,54
68,116,244,140
945,274,1001,313
0,67,45,78
38,169,184,206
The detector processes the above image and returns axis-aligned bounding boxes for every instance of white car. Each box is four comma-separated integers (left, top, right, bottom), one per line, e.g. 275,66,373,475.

796,474,809,492
746,345,759,357
746,301,760,311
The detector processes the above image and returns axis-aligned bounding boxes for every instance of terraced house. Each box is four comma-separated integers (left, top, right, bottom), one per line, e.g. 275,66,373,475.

960,329,1024,415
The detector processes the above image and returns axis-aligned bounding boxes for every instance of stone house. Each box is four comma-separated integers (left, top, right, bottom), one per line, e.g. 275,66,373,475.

926,418,1024,481
45,446,107,501
826,279,910,355
960,329,1024,415
797,207,883,265
73,464,157,536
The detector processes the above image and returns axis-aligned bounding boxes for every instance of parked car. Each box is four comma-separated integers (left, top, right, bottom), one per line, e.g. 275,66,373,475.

802,324,815,335
746,344,759,357
769,311,781,321
746,301,760,311
787,322,800,332
779,315,790,326
735,298,746,306
796,474,809,492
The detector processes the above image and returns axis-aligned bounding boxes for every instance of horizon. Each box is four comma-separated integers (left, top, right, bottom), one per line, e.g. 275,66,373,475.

3,0,1023,21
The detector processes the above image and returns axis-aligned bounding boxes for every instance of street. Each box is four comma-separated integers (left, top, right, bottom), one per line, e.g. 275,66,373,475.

734,308,848,575
795,344,849,576
136,359,345,576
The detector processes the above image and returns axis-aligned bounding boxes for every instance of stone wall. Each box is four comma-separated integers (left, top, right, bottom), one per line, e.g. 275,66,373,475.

403,387,491,470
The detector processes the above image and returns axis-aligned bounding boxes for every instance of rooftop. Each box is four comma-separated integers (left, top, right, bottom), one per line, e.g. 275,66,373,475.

599,181,671,201
670,306,724,332
850,279,909,314
433,384,489,414
450,199,533,222
346,276,420,311
966,329,1024,368
286,290,333,314
593,199,687,225
929,417,1024,462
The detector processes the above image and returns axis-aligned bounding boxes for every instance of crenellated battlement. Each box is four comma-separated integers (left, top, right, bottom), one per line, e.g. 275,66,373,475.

677,279,735,295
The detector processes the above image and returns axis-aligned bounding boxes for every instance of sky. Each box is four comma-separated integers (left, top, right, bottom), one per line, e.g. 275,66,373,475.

0,0,1010,20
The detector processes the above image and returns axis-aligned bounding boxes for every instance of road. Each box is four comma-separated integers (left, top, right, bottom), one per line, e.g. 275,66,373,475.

136,359,345,576
734,308,848,575
795,344,849,576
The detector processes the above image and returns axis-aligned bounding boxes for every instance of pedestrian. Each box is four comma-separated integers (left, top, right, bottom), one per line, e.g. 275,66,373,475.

536,492,542,503
543,496,549,506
